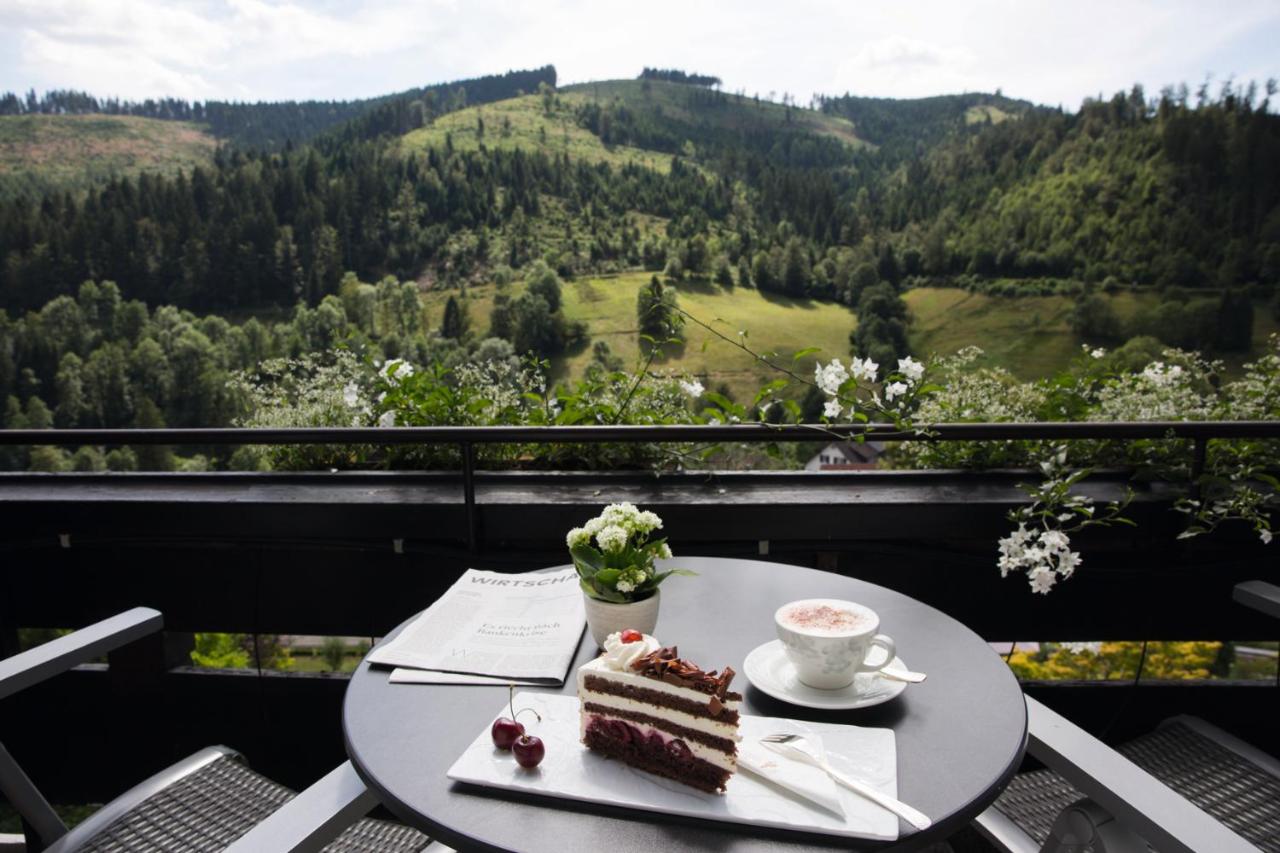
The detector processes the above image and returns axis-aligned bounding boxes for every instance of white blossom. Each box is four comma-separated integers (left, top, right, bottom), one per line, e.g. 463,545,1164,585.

615,578,636,594
377,410,397,428
823,399,843,418
850,356,878,382
596,524,628,553
814,359,849,395
1039,529,1069,551
1091,348,1106,359
382,359,414,384
1028,567,1058,594
342,383,360,409
884,381,909,401
1262,529,1273,545
636,510,663,532
657,542,673,559
897,357,924,383
679,379,704,398
1056,549,1082,578
566,527,590,549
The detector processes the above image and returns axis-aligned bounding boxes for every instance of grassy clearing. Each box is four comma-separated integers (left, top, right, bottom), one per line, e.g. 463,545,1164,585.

423,281,1280,400
965,104,1014,125
906,287,1279,378
0,114,216,197
423,272,857,401
401,92,675,173
905,288,1081,378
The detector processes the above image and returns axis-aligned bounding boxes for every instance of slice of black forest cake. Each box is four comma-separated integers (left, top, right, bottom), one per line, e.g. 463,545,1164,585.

577,630,740,792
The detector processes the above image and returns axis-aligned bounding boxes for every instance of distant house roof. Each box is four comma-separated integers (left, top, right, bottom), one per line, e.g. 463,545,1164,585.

805,440,884,471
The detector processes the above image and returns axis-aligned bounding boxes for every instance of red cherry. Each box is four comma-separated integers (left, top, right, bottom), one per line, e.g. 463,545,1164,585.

491,717,525,750
513,734,545,768
619,629,643,644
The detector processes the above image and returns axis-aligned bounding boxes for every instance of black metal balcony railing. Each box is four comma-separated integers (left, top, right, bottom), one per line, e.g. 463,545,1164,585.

4,420,1276,551
1,421,1276,803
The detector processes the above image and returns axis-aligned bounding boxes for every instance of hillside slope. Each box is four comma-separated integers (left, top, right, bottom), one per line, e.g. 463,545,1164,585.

0,114,216,198
401,78,866,171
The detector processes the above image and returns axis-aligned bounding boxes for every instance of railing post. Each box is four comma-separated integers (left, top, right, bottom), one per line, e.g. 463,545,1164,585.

460,441,478,553
1190,437,1209,501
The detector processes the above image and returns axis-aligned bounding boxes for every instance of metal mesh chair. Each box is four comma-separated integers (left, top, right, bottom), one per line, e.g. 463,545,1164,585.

0,608,436,853
47,749,429,853
976,581,1280,853
993,718,1280,852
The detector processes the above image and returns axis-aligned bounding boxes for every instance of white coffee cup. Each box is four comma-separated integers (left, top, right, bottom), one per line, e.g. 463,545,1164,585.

774,598,896,690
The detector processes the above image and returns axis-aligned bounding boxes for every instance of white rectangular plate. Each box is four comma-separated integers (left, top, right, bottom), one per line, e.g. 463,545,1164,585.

446,692,899,841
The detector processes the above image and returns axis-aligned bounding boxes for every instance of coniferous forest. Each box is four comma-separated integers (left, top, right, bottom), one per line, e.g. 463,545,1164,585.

1,67,1278,467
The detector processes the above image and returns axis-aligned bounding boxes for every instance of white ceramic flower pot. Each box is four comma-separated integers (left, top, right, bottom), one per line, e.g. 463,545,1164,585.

584,589,661,648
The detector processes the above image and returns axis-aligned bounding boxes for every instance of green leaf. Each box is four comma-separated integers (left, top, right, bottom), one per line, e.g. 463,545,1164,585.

752,379,788,406
650,568,698,587
571,545,604,577
704,391,746,419
792,347,821,362
595,568,621,586
590,582,629,603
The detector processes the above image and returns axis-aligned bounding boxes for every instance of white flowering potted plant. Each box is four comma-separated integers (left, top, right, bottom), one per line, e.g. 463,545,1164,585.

566,502,695,645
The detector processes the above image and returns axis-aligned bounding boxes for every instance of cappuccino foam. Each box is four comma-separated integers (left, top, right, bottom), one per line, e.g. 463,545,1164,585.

779,603,871,635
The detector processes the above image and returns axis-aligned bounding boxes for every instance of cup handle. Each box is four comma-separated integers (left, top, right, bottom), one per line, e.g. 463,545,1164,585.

857,634,896,672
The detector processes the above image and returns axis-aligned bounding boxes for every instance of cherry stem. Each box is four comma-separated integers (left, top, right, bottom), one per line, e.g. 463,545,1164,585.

507,683,541,726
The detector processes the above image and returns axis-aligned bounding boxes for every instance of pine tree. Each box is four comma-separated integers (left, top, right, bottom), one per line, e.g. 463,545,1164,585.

440,295,466,339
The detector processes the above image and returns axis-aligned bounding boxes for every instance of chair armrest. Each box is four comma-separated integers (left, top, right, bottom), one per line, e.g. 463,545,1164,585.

224,761,377,853
1026,696,1256,853
1233,580,1280,619
0,607,163,701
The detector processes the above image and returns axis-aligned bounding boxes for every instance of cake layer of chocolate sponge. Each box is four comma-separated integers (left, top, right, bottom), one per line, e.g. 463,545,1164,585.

584,717,731,793
582,674,741,722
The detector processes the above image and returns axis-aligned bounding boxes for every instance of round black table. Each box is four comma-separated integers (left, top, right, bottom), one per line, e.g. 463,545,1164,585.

343,557,1027,852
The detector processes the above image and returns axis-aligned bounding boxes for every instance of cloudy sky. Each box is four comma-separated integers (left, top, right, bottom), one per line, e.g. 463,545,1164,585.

1,0,1277,109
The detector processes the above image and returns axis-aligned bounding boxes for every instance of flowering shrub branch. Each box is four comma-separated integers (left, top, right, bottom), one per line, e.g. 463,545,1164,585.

234,317,1277,594
998,446,1134,594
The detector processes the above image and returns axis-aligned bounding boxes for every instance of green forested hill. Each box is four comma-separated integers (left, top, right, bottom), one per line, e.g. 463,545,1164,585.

2,71,1278,445
400,78,866,172
1,66,558,151
817,90,1035,152
873,88,1280,287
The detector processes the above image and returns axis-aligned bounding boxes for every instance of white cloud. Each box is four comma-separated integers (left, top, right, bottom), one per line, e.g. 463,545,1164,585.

0,0,1275,106
850,36,973,71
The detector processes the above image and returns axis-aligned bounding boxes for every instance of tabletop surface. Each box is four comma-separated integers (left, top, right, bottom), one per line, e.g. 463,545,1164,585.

343,557,1028,852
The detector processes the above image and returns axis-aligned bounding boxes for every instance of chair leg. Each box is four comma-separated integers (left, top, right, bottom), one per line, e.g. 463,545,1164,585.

1041,798,1149,853
0,741,66,849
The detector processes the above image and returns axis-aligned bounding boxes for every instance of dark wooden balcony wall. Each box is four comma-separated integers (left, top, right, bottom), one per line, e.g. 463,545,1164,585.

1,469,1276,803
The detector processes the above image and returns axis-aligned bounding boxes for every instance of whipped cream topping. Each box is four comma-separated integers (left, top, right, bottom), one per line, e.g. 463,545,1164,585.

598,631,660,671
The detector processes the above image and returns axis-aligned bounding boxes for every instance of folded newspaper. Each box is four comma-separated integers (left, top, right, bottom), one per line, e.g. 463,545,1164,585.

367,567,586,686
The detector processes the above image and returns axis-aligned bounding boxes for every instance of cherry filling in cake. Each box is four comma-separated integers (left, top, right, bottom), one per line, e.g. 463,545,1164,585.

577,631,741,793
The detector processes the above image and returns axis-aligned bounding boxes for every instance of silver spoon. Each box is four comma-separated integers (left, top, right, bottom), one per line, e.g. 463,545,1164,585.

878,665,927,683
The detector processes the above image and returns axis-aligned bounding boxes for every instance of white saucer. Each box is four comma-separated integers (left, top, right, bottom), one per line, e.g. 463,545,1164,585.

742,640,910,710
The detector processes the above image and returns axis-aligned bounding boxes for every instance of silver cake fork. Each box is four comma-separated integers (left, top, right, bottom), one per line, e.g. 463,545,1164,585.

761,733,932,830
